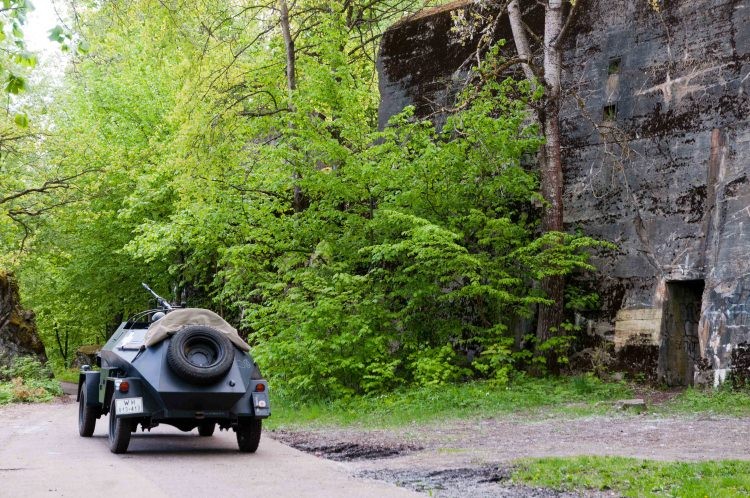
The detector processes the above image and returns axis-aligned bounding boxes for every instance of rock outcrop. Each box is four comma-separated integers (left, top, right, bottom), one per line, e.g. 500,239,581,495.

73,344,101,369
0,271,47,368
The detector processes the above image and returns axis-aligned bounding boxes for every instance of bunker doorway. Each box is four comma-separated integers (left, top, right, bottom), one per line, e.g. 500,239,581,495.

658,279,704,386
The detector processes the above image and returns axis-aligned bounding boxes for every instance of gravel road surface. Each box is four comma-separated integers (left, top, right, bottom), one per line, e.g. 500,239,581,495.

0,398,418,498
5,394,750,497
273,410,750,497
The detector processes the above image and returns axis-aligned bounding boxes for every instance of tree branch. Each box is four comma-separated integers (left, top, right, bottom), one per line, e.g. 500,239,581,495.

508,0,536,83
552,0,580,49
0,169,99,206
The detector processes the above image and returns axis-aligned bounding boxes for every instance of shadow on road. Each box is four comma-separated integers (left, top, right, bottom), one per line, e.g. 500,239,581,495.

88,432,251,456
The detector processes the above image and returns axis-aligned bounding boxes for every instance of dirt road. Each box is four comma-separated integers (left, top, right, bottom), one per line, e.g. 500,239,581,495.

5,397,750,497
0,398,417,498
274,411,750,496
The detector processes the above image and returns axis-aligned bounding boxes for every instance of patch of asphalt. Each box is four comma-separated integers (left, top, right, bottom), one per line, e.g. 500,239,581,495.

357,465,615,498
271,426,621,497
272,428,422,461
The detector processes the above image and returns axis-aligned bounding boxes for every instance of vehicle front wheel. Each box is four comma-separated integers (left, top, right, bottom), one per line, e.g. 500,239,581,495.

108,399,133,454
236,419,262,453
198,422,215,437
78,385,97,437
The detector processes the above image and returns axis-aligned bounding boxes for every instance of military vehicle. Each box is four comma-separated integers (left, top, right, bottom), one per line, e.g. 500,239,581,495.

77,284,270,453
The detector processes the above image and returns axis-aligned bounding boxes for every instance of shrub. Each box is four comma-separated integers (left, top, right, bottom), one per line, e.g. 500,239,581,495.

0,357,62,404
410,345,472,387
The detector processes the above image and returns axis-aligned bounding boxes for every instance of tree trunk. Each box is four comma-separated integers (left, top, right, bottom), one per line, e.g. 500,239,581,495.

507,0,567,369
534,0,566,370
507,1,535,82
279,0,296,94
278,0,306,212
540,0,564,233
55,326,69,366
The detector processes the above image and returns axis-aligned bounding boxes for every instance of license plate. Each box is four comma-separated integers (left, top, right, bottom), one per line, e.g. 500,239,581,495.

115,397,143,415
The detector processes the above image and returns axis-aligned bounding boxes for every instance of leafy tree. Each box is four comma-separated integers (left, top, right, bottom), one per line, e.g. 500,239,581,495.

9,0,606,394
15,1,181,363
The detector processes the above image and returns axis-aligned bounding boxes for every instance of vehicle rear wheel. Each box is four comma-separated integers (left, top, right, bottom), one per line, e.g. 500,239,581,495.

166,325,235,385
236,419,262,453
108,398,133,454
78,385,97,437
198,422,215,437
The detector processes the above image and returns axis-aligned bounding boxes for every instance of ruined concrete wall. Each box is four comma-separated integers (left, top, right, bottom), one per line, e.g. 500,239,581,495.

377,0,750,383
378,1,542,129
562,0,750,384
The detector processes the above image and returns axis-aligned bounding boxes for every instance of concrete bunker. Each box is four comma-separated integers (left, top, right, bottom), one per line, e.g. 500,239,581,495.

376,0,750,383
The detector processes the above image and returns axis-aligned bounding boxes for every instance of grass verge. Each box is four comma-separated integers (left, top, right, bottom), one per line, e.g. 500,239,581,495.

52,366,81,384
267,374,631,429
657,387,750,417
512,456,750,497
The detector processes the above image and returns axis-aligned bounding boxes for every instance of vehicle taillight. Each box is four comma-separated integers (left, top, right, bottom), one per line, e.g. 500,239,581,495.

255,383,265,392
119,381,130,393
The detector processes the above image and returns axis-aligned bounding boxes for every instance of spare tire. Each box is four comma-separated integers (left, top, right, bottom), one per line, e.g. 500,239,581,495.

166,325,235,385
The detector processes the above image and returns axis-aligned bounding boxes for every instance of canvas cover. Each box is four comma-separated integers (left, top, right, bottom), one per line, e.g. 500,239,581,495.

144,308,251,352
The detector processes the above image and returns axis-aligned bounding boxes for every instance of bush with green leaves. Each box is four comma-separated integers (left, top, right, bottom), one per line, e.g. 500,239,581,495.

410,345,473,387
234,71,606,400
0,356,62,404
7,0,610,403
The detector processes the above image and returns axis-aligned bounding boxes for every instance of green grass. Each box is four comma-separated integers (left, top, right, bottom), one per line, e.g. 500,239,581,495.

657,387,750,417
52,366,81,384
266,374,631,429
512,456,750,497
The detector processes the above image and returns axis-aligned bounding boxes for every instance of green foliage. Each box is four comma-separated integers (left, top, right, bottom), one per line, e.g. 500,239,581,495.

239,82,546,399
537,331,575,364
473,338,515,384
512,231,612,281
6,1,611,402
410,345,472,387
48,23,88,54
267,375,632,429
0,2,45,253
564,285,601,311
52,366,80,384
512,457,750,497
0,356,62,404
0,0,33,94
0,355,51,380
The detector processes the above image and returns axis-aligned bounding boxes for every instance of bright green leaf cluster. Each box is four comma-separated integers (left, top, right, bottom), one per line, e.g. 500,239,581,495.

9,1,611,401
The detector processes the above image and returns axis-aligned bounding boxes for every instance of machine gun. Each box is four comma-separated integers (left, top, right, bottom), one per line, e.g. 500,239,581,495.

141,283,174,311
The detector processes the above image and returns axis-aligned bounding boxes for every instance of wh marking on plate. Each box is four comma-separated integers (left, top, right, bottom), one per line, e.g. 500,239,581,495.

116,397,143,414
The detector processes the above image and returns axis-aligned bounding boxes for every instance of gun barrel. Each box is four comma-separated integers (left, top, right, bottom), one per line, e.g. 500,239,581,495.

141,283,173,310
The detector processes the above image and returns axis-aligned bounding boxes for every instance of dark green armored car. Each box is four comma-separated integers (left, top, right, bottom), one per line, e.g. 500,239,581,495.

76,285,270,454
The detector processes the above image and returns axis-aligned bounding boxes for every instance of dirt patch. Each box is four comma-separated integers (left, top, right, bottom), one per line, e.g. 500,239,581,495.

358,465,609,497
273,411,750,496
272,428,422,461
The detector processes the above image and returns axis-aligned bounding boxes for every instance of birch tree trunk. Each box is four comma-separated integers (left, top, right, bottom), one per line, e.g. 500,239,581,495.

508,0,567,370
507,0,535,82
536,0,565,366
